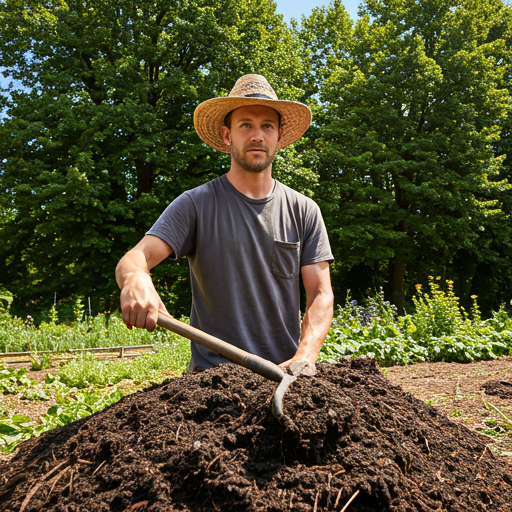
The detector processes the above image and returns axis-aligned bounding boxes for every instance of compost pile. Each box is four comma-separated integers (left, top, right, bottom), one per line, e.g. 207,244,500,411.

1,358,511,512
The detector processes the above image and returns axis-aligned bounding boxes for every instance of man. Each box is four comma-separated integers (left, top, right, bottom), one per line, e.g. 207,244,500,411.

116,74,334,371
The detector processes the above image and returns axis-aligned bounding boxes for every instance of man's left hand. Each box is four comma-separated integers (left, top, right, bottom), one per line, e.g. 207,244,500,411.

278,359,316,376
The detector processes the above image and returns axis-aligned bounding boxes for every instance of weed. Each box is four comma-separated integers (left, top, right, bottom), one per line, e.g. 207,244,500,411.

483,400,512,426
476,401,512,441
30,353,52,371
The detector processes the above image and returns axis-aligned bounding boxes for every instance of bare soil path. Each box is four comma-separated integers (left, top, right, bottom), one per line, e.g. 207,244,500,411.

385,356,512,461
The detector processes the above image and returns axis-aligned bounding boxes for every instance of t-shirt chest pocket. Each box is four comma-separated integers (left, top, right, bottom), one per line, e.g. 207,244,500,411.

271,240,300,279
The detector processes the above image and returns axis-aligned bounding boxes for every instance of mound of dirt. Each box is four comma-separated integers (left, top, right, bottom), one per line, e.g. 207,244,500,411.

1,358,511,512
481,380,512,398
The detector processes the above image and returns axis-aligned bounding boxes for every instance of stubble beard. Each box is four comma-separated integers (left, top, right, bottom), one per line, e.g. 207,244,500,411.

231,143,277,173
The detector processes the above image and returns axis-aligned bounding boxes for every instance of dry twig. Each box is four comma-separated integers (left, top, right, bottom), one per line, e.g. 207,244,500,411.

476,445,491,465
19,482,46,512
168,390,185,402
424,437,431,454
340,489,360,512
22,465,71,511
68,470,74,496
206,452,227,472
211,413,234,425
334,489,342,509
45,466,72,504
19,459,70,512
92,460,107,476
125,501,149,512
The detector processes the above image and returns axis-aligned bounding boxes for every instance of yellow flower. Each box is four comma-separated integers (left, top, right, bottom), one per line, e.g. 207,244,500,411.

415,284,422,289
471,295,478,299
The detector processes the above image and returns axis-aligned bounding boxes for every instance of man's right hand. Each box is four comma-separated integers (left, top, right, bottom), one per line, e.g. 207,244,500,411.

119,271,168,331
116,235,174,332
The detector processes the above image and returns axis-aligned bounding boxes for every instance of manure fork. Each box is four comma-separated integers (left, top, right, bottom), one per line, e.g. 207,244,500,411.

156,312,301,422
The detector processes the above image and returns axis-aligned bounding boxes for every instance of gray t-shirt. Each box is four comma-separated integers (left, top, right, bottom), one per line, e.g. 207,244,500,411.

147,175,333,370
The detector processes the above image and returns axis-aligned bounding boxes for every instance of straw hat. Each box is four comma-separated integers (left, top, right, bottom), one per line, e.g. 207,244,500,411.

194,74,311,153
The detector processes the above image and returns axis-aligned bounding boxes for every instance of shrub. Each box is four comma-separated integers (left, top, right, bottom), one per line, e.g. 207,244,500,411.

320,278,512,366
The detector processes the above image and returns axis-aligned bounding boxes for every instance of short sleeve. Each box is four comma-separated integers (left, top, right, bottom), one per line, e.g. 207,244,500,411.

300,202,334,267
146,192,197,259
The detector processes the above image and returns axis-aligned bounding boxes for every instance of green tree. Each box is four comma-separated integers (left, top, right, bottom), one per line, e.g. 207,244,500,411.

489,3,512,311
308,0,511,312
0,0,313,316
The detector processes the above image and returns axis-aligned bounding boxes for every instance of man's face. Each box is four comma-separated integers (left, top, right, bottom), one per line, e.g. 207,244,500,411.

221,105,282,173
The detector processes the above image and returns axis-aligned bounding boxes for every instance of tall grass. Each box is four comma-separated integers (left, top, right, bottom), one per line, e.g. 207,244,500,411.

0,308,181,353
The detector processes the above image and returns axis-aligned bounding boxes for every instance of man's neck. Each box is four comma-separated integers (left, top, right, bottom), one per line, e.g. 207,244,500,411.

225,166,275,199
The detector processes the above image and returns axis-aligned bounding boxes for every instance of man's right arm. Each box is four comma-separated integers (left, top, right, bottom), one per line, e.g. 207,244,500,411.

115,235,174,332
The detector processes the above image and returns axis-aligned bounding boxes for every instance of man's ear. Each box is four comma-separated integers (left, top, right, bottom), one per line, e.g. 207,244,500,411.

278,126,283,141
221,126,231,146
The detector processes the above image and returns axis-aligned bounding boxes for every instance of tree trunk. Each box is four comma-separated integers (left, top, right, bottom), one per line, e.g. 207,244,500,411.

135,159,155,196
385,261,406,315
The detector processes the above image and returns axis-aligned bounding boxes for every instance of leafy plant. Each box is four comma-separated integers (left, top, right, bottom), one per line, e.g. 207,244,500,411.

321,279,512,366
0,413,34,454
0,287,13,312
40,386,124,431
412,279,465,340
0,386,123,453
30,352,53,371
0,366,34,394
55,340,190,388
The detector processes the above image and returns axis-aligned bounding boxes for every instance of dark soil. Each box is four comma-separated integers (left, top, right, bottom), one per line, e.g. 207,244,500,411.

481,380,512,399
1,358,511,512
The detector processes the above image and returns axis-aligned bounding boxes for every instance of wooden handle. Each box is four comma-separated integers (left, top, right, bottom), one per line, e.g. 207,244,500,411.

157,313,284,383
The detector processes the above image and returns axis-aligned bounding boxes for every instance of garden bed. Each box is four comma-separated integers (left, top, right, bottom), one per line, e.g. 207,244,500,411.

1,358,511,511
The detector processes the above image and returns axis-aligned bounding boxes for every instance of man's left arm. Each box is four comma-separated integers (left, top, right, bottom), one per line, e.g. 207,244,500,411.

279,261,334,369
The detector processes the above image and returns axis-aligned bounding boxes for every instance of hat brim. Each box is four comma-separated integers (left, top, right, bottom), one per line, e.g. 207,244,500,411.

194,97,312,153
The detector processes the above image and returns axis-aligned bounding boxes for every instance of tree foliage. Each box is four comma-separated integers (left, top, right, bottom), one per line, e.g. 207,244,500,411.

305,0,512,312
2,0,512,317
0,0,313,315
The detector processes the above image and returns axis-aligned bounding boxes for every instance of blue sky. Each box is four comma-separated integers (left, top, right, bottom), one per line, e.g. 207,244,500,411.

274,0,362,23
